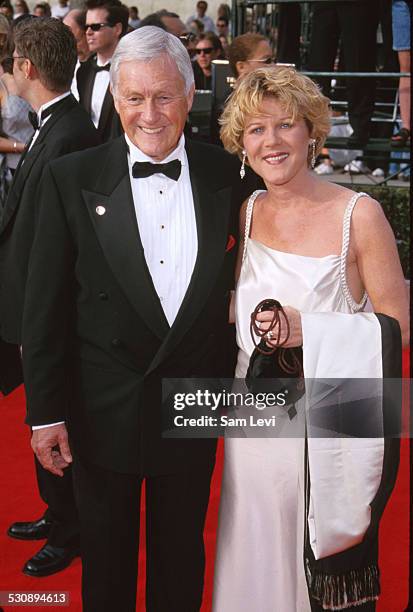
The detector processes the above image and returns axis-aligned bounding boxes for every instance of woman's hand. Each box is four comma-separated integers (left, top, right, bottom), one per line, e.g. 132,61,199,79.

256,305,303,348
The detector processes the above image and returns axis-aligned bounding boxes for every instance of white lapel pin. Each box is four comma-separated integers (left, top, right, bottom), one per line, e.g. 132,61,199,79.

95,206,106,216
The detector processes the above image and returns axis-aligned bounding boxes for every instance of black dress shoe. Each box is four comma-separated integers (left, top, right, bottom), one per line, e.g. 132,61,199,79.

23,543,80,577
7,517,52,541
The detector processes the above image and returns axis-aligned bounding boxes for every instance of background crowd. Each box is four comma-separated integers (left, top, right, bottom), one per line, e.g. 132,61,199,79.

0,0,410,187
0,0,410,591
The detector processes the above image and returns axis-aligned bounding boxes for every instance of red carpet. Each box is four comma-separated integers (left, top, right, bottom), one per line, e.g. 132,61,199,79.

0,353,410,611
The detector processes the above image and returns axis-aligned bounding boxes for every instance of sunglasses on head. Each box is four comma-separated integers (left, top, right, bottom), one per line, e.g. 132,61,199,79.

248,57,275,65
195,47,214,55
84,22,113,32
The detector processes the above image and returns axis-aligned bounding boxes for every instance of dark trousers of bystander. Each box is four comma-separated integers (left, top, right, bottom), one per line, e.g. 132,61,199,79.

307,0,379,144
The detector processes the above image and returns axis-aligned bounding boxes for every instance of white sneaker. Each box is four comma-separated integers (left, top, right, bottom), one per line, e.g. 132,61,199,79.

343,160,370,174
372,168,385,178
314,162,334,175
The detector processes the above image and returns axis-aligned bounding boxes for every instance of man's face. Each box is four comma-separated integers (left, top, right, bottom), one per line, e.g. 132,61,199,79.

197,2,207,17
113,55,194,161
85,8,120,55
216,19,228,36
63,15,90,62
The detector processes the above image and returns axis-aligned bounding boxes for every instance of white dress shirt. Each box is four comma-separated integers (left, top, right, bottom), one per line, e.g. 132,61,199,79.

90,59,110,128
71,60,81,101
27,91,71,154
126,132,198,327
33,133,198,430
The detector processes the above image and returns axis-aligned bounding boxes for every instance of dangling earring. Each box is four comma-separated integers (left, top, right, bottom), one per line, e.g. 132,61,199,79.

240,150,246,179
310,139,317,169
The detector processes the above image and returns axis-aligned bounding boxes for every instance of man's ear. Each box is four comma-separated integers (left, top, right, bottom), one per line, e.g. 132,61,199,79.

111,85,119,113
26,59,38,81
114,22,123,40
186,83,195,113
235,60,245,76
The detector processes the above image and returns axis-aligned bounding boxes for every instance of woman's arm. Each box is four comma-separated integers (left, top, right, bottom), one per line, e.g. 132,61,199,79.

0,136,25,154
352,196,409,346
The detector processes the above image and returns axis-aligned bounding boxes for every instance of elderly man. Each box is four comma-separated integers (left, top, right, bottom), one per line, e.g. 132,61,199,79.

23,26,254,611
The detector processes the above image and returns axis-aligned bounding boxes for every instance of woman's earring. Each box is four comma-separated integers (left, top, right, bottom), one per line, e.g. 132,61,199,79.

310,139,317,169
240,150,246,179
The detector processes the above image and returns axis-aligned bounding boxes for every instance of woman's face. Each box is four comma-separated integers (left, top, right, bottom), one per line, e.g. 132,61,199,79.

242,97,311,186
237,40,273,78
195,39,218,71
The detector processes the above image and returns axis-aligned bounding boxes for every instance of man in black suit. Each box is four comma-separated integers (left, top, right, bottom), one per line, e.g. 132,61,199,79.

0,17,100,577
76,0,128,142
23,26,253,612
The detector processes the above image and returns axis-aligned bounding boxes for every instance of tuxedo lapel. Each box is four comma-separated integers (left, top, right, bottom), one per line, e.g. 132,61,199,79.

82,138,170,341
146,147,232,375
0,96,77,235
78,59,95,113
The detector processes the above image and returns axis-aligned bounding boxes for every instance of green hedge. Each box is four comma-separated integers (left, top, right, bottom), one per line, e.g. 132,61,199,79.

352,186,410,278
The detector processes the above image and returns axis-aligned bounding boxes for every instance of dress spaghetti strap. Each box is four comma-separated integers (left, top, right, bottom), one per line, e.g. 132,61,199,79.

242,190,265,264
339,192,369,312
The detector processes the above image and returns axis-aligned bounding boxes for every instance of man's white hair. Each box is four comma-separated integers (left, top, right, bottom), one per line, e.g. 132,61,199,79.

110,26,195,94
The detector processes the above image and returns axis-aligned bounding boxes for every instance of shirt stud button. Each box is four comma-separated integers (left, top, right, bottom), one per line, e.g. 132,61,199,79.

96,206,106,216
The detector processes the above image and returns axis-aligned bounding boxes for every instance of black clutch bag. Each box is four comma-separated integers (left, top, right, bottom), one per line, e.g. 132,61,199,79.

245,299,304,410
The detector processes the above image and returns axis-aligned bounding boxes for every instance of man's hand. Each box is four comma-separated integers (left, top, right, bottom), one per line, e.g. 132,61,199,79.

31,424,72,477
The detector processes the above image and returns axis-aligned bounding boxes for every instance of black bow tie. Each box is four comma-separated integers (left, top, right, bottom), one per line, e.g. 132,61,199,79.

132,159,182,181
93,61,110,73
28,97,67,131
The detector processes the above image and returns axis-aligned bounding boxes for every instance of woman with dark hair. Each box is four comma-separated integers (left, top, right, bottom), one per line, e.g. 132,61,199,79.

227,32,273,78
193,31,223,89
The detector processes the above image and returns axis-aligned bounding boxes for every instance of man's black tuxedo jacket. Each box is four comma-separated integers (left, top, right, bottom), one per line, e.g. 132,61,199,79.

0,94,100,347
23,137,255,475
76,56,123,143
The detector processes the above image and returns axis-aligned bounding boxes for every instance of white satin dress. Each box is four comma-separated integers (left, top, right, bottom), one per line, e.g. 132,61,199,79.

212,190,368,612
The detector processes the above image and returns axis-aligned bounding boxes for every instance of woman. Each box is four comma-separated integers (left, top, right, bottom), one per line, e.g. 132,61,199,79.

213,66,409,611
193,31,223,89
228,32,274,79
0,17,32,206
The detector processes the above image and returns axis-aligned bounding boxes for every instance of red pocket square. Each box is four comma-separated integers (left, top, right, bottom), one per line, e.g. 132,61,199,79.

225,234,236,252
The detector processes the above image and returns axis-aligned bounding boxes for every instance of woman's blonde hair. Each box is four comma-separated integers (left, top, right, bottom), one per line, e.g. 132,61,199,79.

220,65,331,164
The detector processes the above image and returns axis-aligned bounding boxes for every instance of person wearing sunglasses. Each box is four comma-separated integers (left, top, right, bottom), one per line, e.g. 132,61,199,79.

76,0,128,142
193,31,223,90
228,32,274,79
